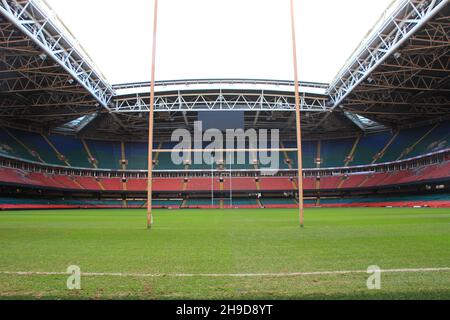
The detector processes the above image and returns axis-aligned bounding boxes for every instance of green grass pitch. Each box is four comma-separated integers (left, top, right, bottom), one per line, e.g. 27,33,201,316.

0,207,449,299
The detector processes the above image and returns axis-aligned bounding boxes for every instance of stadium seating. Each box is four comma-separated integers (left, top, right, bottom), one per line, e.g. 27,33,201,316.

52,175,83,190
282,140,317,169
0,127,36,162
185,178,221,191
47,133,92,168
101,178,123,191
351,131,394,165
124,142,151,170
1,193,449,210
26,172,65,189
320,138,355,168
317,194,450,208
153,178,184,191
156,152,183,170
376,126,430,163
407,121,450,158
86,139,122,169
1,121,448,170
221,177,256,191
259,177,295,190
1,161,448,193
185,198,220,208
338,173,367,189
222,198,259,208
8,129,65,165
0,167,35,185
126,178,147,191
319,176,341,189
74,177,102,190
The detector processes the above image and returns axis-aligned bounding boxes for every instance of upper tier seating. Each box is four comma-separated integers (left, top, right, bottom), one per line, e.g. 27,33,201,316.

320,138,355,168
0,128,36,162
283,140,317,169
1,121,448,170
124,142,150,170
47,134,92,168
377,125,431,163
407,121,450,158
9,128,65,165
86,139,122,169
351,131,394,165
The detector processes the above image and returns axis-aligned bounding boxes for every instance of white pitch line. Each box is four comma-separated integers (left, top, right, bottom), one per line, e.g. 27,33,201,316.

1,267,450,278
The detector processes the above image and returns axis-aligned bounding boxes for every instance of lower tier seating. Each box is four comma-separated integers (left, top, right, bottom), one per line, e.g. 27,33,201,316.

0,161,449,193
1,193,448,210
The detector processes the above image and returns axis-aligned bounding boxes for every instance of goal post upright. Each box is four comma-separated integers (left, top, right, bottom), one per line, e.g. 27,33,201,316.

147,0,158,229
289,0,305,228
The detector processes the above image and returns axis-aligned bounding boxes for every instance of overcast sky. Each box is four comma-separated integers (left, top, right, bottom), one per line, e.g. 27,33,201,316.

44,0,394,85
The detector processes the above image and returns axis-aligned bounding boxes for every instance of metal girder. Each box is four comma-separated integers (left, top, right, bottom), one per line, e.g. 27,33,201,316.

0,0,114,109
353,47,449,94
327,0,449,109
0,55,81,93
112,79,329,91
112,91,329,113
0,91,96,118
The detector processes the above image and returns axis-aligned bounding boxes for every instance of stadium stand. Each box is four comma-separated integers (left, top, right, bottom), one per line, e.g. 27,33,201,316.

221,177,257,191
75,177,102,190
1,122,449,171
1,0,449,215
1,159,448,193
52,175,83,190
259,177,294,191
185,177,221,192
8,129,65,166
338,173,368,189
408,121,450,158
318,175,341,189
127,178,147,191
320,138,355,168
2,193,448,210
153,178,184,191
124,142,150,170
351,131,394,166
0,115,448,211
0,127,37,162
47,133,92,168
86,139,122,169
101,178,123,191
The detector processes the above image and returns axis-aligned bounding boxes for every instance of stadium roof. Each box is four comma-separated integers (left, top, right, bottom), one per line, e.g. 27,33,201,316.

0,0,449,139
